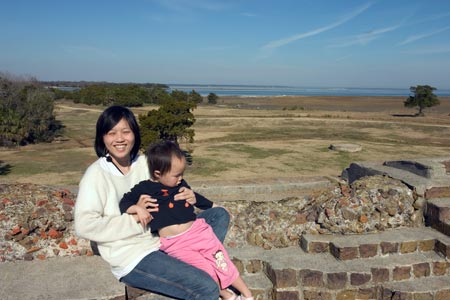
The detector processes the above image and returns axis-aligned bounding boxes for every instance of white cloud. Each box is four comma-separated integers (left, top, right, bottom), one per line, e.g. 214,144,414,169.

398,26,450,46
261,2,373,51
329,24,402,48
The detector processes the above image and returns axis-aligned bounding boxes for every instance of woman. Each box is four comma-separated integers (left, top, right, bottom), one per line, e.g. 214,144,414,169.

74,105,230,300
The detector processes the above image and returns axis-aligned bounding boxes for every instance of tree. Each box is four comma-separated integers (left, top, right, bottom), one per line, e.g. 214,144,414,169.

188,90,203,104
0,75,62,146
75,84,111,105
404,85,440,116
207,92,218,104
138,99,196,149
113,84,148,107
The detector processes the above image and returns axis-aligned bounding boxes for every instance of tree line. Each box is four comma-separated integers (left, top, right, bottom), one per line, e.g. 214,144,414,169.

50,82,219,106
0,72,441,150
0,75,220,148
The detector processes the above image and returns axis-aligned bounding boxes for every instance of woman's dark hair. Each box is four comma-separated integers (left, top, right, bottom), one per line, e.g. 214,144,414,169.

94,105,141,160
145,141,185,180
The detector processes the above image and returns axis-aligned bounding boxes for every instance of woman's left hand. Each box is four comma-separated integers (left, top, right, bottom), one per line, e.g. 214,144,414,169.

174,187,197,205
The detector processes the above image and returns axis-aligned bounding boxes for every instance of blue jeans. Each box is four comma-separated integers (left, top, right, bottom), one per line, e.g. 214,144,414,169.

120,207,230,300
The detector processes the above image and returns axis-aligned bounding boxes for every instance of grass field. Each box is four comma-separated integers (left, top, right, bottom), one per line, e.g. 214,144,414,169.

1,96,450,187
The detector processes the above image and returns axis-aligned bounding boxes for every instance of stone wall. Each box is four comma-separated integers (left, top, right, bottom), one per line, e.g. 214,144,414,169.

0,174,424,262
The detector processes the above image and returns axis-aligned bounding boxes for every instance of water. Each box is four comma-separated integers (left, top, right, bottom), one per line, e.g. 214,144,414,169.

169,84,450,97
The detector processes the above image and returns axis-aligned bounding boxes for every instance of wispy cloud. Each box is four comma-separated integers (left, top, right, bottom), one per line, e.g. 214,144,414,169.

398,26,450,46
407,12,450,26
329,24,402,48
261,2,373,51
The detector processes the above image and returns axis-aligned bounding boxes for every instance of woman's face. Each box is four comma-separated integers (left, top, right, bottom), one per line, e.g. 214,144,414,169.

103,118,135,164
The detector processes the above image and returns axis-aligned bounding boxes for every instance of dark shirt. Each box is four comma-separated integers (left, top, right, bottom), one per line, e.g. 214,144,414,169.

119,179,213,233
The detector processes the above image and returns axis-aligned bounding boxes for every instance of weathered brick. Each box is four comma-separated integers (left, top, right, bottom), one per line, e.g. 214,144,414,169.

327,272,347,289
418,239,435,252
303,290,332,300
245,259,263,273
357,287,377,300
267,268,297,288
274,290,300,300
432,261,448,276
336,289,357,300
299,269,324,287
232,258,244,273
393,266,411,281
380,288,394,300
412,262,430,278
371,267,389,282
436,289,450,300
413,292,433,300
400,241,417,254
435,240,450,258
359,243,378,258
330,244,359,260
250,289,267,300
391,291,413,300
309,241,329,253
392,292,414,300
350,272,371,286
381,241,399,254
425,186,450,199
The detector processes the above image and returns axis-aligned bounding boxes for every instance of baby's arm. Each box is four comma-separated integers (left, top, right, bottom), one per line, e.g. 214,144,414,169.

127,204,152,229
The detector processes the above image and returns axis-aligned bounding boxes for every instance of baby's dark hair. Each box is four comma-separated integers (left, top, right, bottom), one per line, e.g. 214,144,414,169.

145,140,185,180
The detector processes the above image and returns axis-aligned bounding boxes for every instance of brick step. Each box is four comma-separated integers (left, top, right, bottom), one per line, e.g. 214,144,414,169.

380,275,450,300
426,198,450,236
229,245,449,288
300,227,450,260
238,272,273,300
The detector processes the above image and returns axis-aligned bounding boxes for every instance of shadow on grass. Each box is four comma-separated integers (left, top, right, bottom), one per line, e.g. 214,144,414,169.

0,160,12,175
391,114,418,118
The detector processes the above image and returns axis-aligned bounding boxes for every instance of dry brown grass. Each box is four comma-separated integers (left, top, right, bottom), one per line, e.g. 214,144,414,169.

1,96,450,186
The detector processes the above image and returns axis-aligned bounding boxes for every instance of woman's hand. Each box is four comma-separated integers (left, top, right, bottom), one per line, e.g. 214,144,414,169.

174,187,197,205
136,194,159,213
132,205,153,229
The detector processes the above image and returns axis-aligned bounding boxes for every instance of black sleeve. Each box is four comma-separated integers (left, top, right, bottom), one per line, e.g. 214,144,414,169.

194,192,214,210
119,184,142,214
181,179,213,210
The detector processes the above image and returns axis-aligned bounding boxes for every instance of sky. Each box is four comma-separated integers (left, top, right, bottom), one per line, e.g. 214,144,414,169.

1,0,450,89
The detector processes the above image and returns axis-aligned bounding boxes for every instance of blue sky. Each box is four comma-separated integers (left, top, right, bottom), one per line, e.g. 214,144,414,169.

2,0,450,89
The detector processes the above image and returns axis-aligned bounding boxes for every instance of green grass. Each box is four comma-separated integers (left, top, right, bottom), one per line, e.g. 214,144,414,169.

8,149,96,176
207,143,290,159
188,157,236,177
2,101,450,185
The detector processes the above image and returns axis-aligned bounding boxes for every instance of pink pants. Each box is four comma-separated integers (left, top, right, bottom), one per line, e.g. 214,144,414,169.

160,218,239,288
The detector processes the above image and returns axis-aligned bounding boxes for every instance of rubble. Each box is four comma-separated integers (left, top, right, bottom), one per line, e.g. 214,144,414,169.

0,175,422,262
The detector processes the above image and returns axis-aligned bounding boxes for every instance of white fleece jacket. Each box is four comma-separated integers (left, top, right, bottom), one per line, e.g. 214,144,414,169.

74,155,160,278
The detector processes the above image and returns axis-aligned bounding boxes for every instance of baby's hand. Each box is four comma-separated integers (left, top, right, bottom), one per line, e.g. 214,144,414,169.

175,187,196,205
134,205,153,229
137,194,159,213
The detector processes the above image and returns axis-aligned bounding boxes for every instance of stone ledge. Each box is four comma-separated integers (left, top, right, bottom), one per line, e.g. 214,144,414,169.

300,227,450,259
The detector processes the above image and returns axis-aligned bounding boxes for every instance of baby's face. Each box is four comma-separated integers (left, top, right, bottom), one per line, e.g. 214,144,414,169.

158,155,186,187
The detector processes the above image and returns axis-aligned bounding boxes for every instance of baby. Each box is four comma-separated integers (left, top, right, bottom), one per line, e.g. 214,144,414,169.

119,140,253,300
